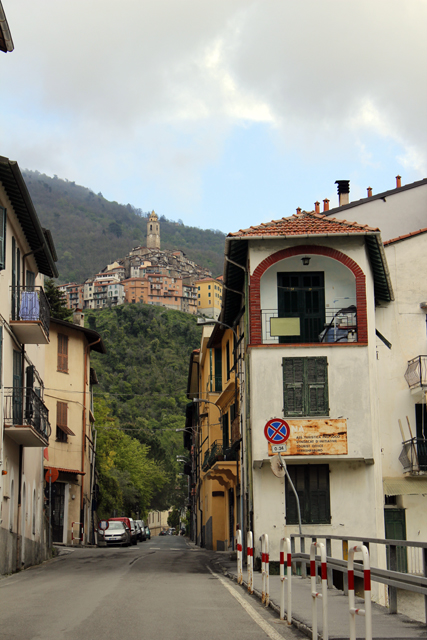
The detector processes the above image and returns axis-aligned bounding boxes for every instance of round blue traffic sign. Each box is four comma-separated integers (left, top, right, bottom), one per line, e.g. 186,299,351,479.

264,418,290,444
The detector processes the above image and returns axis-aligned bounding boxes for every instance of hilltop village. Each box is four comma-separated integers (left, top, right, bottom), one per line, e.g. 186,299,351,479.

59,211,224,319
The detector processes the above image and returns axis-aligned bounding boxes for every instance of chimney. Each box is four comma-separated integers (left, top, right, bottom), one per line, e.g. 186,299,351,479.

72,309,84,327
396,175,401,188
367,187,372,197
335,180,350,206
314,201,320,214
323,199,330,212
296,207,302,215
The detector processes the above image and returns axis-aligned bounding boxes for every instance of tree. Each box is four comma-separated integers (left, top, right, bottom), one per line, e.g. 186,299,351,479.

44,279,72,320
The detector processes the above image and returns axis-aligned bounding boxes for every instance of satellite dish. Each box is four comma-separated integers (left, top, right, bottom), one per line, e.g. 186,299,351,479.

270,454,286,478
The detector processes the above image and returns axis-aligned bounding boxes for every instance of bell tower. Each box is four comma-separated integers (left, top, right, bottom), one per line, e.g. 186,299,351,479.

147,210,160,249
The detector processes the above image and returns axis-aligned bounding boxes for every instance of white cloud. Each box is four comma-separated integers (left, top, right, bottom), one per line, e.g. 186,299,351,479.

1,0,426,221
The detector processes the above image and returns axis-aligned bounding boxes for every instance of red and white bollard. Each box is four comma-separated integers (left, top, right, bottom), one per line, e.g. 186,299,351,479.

348,545,372,640
280,537,292,624
259,533,269,607
247,531,254,594
71,522,83,545
236,529,243,584
310,541,328,640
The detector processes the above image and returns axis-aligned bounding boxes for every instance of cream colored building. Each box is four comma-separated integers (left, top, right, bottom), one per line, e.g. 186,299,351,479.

43,314,105,545
0,156,58,574
196,278,223,319
147,509,171,536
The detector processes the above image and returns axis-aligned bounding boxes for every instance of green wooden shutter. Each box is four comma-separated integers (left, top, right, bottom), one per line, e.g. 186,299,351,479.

286,466,307,524
283,357,304,416
306,357,328,416
308,465,330,524
0,207,5,270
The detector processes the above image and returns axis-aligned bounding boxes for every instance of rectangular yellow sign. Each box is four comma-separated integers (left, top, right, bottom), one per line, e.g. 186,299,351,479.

267,419,347,456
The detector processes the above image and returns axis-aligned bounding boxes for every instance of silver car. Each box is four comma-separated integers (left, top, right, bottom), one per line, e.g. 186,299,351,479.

98,521,130,547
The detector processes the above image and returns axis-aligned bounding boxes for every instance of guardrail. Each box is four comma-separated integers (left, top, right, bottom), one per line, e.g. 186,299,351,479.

348,545,372,640
291,533,427,624
310,541,328,640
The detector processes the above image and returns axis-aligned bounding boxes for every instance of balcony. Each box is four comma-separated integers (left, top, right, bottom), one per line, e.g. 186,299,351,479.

10,286,50,344
202,440,238,472
404,357,427,399
399,438,427,474
4,387,51,447
261,305,357,344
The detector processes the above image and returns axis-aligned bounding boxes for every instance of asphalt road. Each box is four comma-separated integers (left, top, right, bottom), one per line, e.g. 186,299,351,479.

0,535,305,640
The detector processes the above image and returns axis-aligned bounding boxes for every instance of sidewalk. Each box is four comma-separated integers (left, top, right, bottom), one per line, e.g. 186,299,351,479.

210,551,427,640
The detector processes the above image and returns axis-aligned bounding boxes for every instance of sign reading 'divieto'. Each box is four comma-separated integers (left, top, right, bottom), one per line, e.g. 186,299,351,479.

267,419,347,456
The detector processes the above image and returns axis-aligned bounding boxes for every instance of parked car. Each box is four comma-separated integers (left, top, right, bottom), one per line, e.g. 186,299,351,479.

98,521,130,547
159,530,167,536
136,520,146,541
108,517,138,545
145,526,151,540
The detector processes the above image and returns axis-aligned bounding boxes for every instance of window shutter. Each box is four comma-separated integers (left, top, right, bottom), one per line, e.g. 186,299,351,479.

283,357,304,416
0,207,5,270
306,357,328,415
57,401,67,428
57,334,68,372
308,465,330,524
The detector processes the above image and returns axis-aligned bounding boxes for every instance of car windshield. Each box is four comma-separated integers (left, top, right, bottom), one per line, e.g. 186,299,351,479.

107,522,125,530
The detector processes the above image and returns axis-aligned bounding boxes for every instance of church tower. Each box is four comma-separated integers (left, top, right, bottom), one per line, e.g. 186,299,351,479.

147,210,160,249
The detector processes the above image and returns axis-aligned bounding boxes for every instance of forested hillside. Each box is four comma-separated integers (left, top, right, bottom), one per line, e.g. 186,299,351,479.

85,303,201,517
23,169,226,284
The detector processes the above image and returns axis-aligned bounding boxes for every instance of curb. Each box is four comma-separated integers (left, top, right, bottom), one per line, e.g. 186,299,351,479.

211,557,315,640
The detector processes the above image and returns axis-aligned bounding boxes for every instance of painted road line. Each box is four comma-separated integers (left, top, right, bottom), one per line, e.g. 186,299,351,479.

207,566,286,640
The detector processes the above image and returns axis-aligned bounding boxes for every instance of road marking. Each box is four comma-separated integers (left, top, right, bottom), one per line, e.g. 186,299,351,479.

207,566,285,640
150,547,161,550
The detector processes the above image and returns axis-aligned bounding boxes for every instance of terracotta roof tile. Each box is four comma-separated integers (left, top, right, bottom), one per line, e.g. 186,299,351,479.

227,211,380,238
384,227,427,246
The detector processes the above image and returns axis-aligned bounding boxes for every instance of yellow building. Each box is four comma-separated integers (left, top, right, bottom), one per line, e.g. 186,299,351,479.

195,277,223,319
147,509,171,536
185,322,240,550
43,313,106,545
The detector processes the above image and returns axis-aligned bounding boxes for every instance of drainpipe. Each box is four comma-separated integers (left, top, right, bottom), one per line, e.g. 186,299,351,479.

81,337,101,544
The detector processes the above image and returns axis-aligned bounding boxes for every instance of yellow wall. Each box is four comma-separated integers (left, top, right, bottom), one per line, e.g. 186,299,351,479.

196,278,223,318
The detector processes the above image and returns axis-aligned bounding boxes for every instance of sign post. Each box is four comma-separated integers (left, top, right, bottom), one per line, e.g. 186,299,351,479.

99,519,109,544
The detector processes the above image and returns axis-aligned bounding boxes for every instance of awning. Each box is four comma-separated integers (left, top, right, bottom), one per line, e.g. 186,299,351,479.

44,466,85,475
57,424,76,436
383,477,427,496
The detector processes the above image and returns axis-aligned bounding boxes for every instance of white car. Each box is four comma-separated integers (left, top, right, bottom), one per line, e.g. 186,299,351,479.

98,521,130,547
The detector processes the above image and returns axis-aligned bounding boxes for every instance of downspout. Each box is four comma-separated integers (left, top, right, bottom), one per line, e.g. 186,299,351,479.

81,337,101,544
244,268,254,536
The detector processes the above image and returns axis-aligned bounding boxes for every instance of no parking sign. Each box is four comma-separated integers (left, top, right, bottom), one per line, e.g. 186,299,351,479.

264,418,290,453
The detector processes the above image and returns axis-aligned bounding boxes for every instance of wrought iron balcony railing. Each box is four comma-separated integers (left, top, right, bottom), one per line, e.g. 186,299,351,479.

10,285,50,338
399,438,427,474
261,305,358,344
404,356,427,389
201,440,238,472
4,387,51,441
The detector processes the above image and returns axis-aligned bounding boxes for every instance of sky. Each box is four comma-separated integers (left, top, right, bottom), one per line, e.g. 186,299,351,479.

1,0,426,234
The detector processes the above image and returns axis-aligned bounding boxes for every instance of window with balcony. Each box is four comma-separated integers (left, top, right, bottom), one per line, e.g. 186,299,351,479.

277,272,325,343
57,334,69,373
283,357,329,417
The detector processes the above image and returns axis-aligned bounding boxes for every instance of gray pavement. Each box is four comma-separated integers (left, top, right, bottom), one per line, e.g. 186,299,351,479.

209,549,427,640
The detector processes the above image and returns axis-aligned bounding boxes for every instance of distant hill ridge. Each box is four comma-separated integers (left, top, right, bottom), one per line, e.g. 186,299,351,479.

23,169,226,284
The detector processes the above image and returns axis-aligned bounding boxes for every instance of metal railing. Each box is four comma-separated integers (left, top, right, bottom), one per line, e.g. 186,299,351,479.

290,532,427,623
201,440,238,472
399,437,427,473
405,356,427,389
11,285,50,338
261,306,357,344
4,387,51,441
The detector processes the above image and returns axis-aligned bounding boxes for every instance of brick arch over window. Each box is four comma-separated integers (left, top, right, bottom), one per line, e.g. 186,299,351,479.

249,244,367,345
